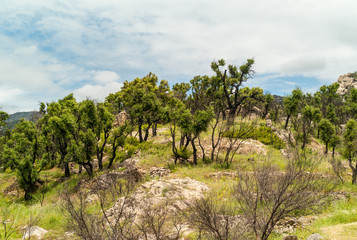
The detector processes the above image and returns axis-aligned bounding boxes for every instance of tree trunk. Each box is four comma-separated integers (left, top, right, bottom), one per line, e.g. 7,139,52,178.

108,140,119,169
284,114,291,129
152,123,157,137
64,162,70,177
170,125,178,164
138,124,143,143
349,160,357,184
325,142,328,154
228,108,237,123
191,137,197,165
83,162,93,176
180,132,185,148
97,135,108,171
78,164,82,174
198,136,206,162
144,124,152,141
332,147,335,159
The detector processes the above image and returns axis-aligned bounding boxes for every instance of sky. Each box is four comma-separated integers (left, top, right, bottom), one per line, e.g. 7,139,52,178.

1,0,357,113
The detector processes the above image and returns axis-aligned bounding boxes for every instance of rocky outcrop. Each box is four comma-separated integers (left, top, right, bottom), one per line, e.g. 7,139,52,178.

106,177,209,223
149,167,171,178
336,73,357,95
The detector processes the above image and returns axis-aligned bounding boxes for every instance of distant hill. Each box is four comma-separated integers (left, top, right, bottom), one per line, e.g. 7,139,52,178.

0,111,43,134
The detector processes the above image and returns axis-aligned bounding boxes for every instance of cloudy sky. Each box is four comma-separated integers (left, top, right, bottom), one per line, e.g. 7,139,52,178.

1,0,357,113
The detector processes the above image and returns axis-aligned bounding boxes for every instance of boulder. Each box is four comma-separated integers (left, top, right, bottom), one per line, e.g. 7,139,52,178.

22,226,48,240
307,233,324,240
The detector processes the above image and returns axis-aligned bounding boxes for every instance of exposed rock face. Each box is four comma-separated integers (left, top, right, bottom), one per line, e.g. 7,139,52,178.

113,111,129,127
22,226,48,240
337,73,357,95
106,177,209,223
149,167,171,178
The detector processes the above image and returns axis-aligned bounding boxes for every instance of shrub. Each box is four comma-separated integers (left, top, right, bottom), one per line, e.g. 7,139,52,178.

224,126,285,149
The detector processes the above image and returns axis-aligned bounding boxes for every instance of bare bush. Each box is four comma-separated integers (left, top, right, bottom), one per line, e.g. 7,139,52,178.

62,176,139,240
235,153,335,240
329,158,345,184
62,175,185,240
0,207,18,240
186,197,248,240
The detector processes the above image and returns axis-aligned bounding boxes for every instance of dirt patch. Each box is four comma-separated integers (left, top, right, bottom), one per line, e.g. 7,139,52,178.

321,222,357,240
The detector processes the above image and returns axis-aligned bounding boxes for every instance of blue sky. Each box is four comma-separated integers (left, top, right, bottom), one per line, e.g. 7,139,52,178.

1,0,357,113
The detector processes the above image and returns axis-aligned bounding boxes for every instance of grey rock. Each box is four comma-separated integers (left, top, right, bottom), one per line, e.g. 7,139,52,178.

307,233,324,240
22,226,48,240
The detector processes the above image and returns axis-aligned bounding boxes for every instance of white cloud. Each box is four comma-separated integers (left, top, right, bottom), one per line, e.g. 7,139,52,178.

2,0,357,112
73,81,122,102
280,56,326,75
93,71,120,84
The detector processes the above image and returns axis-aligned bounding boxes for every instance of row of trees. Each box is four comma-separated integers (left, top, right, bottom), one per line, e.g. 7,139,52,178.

1,58,357,200
282,83,357,183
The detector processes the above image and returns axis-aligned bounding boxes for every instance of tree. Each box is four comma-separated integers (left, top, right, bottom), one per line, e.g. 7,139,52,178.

186,108,214,165
95,104,114,170
318,118,334,154
283,88,303,129
4,119,46,200
211,58,257,121
107,123,132,169
164,97,191,164
121,73,163,143
262,93,274,119
47,94,78,177
79,100,114,171
301,105,321,149
343,119,357,184
0,111,9,127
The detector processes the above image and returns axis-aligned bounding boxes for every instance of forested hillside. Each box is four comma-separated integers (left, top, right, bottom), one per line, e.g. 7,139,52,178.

0,59,356,240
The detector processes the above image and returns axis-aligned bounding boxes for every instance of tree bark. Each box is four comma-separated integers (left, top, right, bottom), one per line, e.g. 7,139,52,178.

138,124,143,143
284,114,291,129
191,137,198,165
64,162,70,177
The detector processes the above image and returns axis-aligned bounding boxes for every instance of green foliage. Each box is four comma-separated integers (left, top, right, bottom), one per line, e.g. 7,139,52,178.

319,118,334,153
0,111,9,127
348,72,357,79
224,125,285,149
177,147,192,160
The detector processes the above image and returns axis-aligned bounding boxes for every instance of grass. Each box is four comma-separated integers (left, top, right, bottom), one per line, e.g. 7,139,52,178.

1,120,357,239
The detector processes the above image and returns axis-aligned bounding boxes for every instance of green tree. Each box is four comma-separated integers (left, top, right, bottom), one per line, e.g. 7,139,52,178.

95,103,114,170
343,119,357,184
0,111,9,127
107,123,132,169
301,105,321,149
211,58,257,121
47,94,78,177
318,118,334,154
262,93,274,119
5,119,46,200
283,88,303,129
121,73,163,143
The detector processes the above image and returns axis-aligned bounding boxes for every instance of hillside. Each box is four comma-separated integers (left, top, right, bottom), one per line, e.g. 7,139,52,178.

0,111,42,134
1,65,357,240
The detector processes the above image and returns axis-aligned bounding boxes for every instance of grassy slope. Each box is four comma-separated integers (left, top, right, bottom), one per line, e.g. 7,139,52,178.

0,119,357,239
